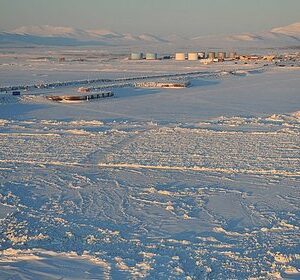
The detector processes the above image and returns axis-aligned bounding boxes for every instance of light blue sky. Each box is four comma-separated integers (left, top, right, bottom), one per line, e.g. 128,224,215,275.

1,0,299,36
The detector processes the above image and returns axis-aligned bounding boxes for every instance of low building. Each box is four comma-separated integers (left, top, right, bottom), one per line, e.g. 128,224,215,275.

12,91,21,96
200,58,213,64
78,87,91,93
240,55,260,60
263,55,276,61
47,91,113,102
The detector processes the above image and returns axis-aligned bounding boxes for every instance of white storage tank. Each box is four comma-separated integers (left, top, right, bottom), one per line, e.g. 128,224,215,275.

175,53,186,61
229,52,237,59
208,52,216,59
146,53,158,60
188,53,198,61
130,53,143,60
218,52,226,60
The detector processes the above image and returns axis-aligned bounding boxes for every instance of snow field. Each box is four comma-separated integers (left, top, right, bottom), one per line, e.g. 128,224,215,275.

0,114,299,279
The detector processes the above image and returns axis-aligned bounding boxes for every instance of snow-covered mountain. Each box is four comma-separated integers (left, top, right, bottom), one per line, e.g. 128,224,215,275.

188,22,300,49
271,22,300,37
13,26,88,38
225,23,300,44
0,25,169,46
0,23,300,47
13,25,123,40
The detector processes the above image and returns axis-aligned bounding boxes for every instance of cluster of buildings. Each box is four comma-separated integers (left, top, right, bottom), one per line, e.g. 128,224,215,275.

129,51,238,62
129,52,300,65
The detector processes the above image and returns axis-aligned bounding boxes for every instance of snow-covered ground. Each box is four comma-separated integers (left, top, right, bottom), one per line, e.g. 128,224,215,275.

0,48,299,279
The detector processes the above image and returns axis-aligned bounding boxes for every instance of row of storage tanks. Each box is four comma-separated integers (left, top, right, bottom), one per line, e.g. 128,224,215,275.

175,52,237,61
130,52,237,61
130,53,158,60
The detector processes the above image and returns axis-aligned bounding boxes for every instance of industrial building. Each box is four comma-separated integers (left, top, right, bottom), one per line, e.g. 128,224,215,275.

77,87,91,93
263,55,276,61
239,55,260,61
47,91,113,102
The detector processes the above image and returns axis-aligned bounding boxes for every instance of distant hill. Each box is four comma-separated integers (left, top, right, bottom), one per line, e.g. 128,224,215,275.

189,22,300,49
0,25,169,46
0,23,299,48
271,22,300,37
225,22,300,44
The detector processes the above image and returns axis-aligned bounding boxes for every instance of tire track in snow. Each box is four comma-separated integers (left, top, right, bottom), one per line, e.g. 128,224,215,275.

97,163,300,177
1,159,299,177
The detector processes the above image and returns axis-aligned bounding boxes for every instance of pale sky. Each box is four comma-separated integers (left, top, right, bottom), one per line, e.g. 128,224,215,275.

0,0,299,36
